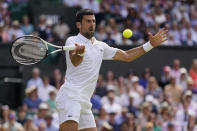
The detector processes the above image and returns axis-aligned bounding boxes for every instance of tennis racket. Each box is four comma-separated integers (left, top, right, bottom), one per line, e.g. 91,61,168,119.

11,35,75,65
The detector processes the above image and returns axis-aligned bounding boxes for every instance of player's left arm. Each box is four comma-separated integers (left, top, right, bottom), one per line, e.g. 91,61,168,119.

113,28,168,62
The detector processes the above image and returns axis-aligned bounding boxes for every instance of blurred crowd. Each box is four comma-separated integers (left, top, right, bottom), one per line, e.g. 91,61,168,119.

0,58,196,131
0,0,197,46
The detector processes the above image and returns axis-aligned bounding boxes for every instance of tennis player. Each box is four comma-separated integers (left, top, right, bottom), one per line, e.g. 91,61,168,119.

55,9,168,131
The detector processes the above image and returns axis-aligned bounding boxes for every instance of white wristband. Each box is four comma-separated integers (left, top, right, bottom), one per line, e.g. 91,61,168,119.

77,53,85,56
143,41,154,52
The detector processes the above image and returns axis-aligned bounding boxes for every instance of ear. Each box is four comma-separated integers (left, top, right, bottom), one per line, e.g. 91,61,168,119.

76,22,81,29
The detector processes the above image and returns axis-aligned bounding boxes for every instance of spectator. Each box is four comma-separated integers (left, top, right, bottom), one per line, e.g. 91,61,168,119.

139,68,153,88
33,102,48,127
24,115,38,131
160,65,171,88
53,16,70,44
95,74,107,97
146,76,163,100
170,59,181,82
24,86,42,112
164,75,183,105
103,32,116,46
177,67,190,91
38,75,56,102
82,0,100,13
0,23,8,43
45,112,58,131
3,111,24,131
26,68,44,89
8,20,24,41
17,107,27,126
20,15,34,35
47,89,57,112
1,105,10,124
37,15,47,40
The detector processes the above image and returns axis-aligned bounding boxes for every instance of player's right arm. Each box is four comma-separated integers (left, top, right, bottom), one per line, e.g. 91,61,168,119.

69,43,85,66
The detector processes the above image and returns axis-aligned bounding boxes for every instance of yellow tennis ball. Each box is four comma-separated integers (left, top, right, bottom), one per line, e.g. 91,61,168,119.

123,29,133,38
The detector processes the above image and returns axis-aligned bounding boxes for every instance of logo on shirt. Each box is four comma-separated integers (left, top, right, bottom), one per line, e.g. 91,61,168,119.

100,49,104,52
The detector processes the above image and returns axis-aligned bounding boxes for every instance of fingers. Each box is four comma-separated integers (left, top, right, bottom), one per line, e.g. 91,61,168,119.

148,32,153,39
74,43,85,54
161,38,168,43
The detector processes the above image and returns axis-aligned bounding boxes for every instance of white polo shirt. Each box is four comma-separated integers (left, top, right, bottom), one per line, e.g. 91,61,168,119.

58,33,117,106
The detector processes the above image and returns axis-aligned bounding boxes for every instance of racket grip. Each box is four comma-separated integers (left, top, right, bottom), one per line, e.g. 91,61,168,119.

63,46,75,51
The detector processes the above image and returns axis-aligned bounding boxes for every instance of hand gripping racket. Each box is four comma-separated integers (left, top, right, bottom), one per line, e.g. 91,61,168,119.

11,35,75,65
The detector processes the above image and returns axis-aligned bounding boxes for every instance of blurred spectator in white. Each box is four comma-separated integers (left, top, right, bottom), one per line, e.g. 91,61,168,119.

191,24,197,45
102,89,122,114
177,67,189,91
53,16,70,43
24,86,42,112
24,115,38,131
169,22,181,45
115,107,129,125
164,75,183,105
111,27,122,45
47,89,57,112
189,59,197,88
82,0,100,13
105,18,117,33
100,121,113,131
145,76,163,100
8,20,24,41
116,76,129,107
0,22,9,43
160,65,171,88
45,112,58,131
121,36,132,45
37,14,47,40
95,74,107,97
26,67,44,89
170,59,181,82
186,78,197,94
63,0,80,7
20,15,34,35
137,102,152,129
165,32,180,46
171,4,190,23
154,8,167,28
95,24,107,41
1,105,10,124
127,93,139,116
45,19,54,42
33,102,48,127
129,76,144,104
3,111,24,131
186,111,197,131
180,21,194,45
38,75,56,102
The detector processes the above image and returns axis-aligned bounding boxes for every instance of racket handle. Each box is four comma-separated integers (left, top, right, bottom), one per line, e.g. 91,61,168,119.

63,46,75,51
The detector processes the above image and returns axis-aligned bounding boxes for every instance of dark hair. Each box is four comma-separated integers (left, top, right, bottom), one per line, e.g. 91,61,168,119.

76,9,94,22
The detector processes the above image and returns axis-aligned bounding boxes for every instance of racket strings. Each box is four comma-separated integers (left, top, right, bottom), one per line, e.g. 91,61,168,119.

11,36,47,65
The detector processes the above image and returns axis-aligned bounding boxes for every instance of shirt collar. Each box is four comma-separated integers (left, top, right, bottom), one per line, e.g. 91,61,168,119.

77,33,96,44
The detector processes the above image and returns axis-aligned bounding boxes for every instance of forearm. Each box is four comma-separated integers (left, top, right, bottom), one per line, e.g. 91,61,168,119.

113,41,153,62
125,46,146,62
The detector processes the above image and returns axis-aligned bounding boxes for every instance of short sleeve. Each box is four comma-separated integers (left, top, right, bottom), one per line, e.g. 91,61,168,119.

65,37,75,46
102,42,118,60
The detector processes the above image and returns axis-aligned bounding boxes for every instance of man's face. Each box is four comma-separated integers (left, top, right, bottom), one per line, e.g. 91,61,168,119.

77,15,96,39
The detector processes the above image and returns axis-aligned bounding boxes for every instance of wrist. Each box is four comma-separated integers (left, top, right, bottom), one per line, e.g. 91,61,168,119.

143,41,154,52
